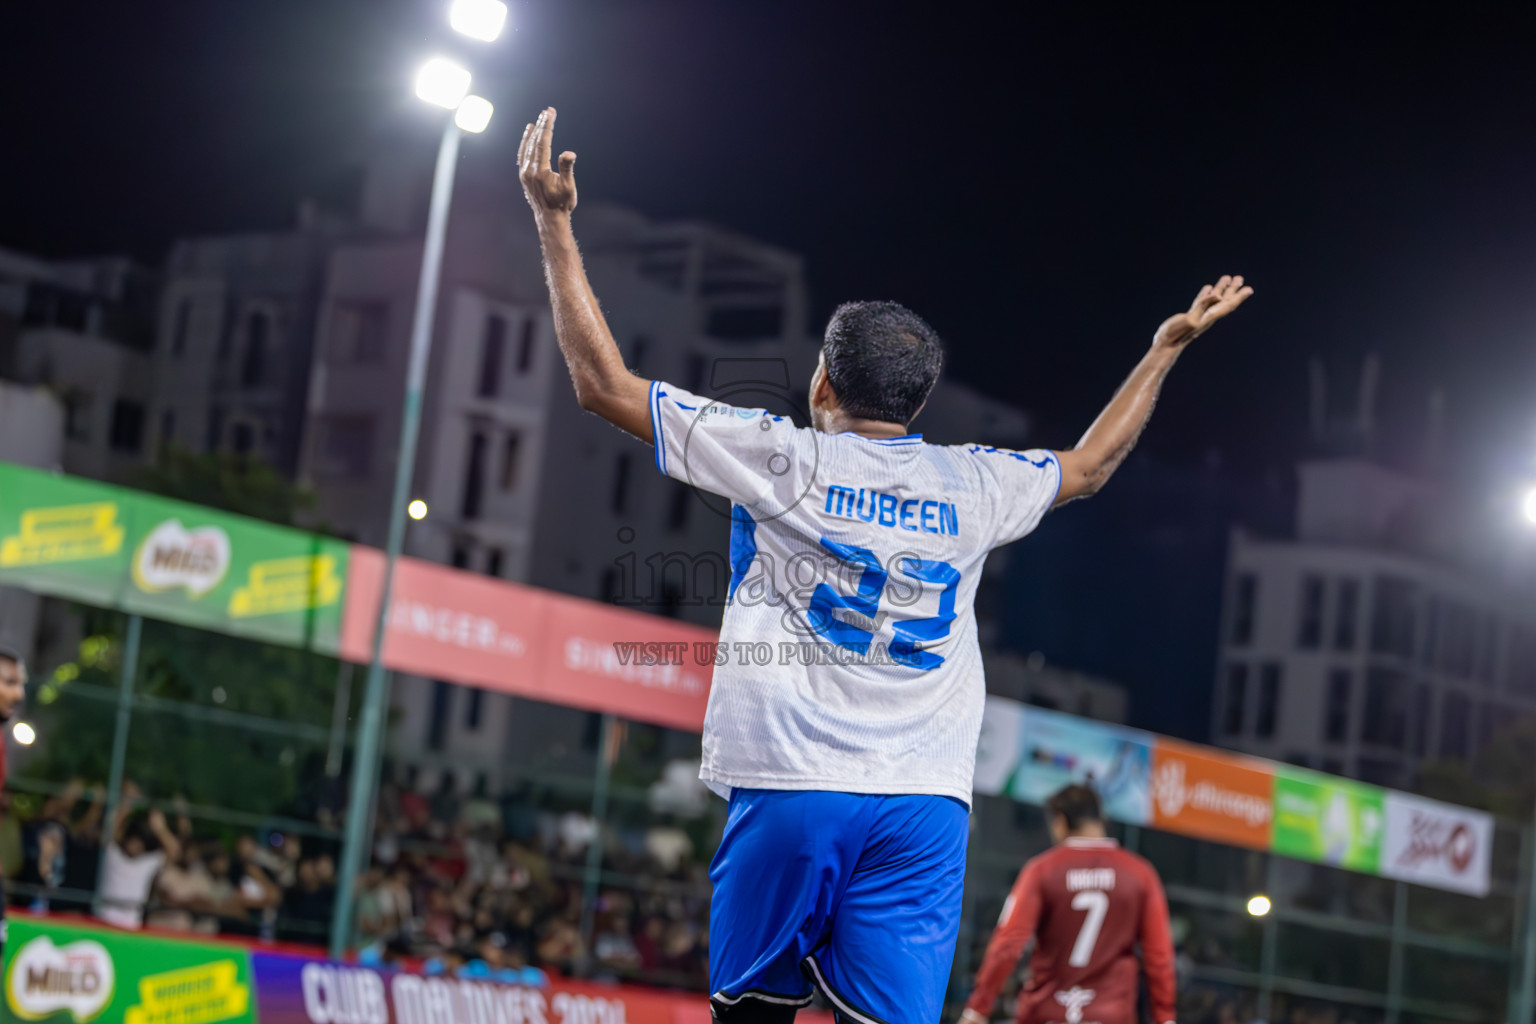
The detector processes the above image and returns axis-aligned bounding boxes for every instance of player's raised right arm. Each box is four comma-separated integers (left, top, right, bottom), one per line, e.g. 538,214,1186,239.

1053,276,1253,506
519,107,653,443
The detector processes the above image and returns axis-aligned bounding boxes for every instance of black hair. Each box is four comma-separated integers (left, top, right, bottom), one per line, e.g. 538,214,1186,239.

0,644,24,672
1046,784,1104,831
821,301,945,427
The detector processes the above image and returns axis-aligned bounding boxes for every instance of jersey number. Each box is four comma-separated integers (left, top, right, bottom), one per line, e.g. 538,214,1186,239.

807,537,961,672
1068,890,1110,968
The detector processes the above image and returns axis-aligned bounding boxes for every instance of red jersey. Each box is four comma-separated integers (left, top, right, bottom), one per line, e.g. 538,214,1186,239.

966,837,1176,1024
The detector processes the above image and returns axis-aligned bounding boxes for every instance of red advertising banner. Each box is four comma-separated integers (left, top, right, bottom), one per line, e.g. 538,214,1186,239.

340,547,715,733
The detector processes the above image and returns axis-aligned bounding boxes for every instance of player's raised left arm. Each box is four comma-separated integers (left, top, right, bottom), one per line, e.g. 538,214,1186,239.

519,107,653,443
1053,276,1253,506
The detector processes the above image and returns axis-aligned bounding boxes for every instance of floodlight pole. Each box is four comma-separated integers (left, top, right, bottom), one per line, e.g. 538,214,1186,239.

1516,808,1536,1024
329,117,462,959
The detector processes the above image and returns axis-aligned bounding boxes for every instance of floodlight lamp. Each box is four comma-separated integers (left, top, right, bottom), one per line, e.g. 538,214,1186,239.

1522,486,1536,526
415,58,472,110
1246,894,1271,917
12,721,35,746
408,499,429,520
455,95,494,134
450,0,508,42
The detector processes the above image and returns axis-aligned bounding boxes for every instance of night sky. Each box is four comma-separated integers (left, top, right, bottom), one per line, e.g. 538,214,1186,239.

6,2,1536,468
6,2,1536,734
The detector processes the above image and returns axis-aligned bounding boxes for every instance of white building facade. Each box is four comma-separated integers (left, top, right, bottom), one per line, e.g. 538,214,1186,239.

1213,457,1536,788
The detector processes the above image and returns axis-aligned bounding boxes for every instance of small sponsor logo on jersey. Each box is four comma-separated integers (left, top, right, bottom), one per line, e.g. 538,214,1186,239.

132,519,231,597
1055,987,1098,1024
1066,868,1116,892
7,935,115,1021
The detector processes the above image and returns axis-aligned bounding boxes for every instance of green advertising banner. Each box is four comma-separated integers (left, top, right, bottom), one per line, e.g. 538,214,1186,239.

1271,766,1386,873
0,462,347,654
0,464,132,609
3,917,255,1024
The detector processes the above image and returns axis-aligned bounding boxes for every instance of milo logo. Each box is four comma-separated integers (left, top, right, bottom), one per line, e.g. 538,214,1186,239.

6,935,115,1021
132,519,231,597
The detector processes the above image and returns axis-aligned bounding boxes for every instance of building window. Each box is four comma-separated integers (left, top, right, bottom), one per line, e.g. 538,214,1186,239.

462,431,488,520
706,306,783,340
500,432,521,491
1296,575,1324,650
478,314,508,398
1333,579,1359,650
668,485,691,531
64,391,93,442
628,335,650,375
1324,669,1351,743
108,399,145,453
241,312,269,388
231,422,254,455
1439,600,1476,678
1474,614,1500,686
170,300,192,356
1362,667,1408,750
316,416,374,478
330,301,388,364
1412,682,1431,757
1230,574,1257,647
158,408,176,452
485,548,504,578
451,545,471,569
464,687,485,731
516,318,536,374
428,680,453,752
1440,691,1471,760
611,454,631,514
1369,576,1417,659
685,353,707,392
1222,663,1249,735
206,405,225,453
1255,663,1282,738
600,567,619,603
1421,596,1441,668
1510,626,1536,697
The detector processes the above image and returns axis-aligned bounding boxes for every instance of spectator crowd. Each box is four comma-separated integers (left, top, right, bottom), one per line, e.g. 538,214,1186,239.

0,774,713,992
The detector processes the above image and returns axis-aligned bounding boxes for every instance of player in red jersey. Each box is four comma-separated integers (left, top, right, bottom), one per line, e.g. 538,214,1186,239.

961,785,1176,1024
0,644,27,953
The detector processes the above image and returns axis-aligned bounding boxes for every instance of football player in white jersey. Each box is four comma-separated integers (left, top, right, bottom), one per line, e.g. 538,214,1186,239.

517,108,1251,1024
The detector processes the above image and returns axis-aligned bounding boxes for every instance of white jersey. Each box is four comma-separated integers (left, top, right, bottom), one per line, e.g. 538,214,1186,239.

649,381,1061,806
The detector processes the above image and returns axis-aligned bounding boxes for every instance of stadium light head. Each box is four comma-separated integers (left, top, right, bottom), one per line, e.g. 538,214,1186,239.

449,0,508,42
455,95,494,134
415,58,472,110
408,499,429,521
1246,894,1271,917
1522,486,1536,525
12,721,35,746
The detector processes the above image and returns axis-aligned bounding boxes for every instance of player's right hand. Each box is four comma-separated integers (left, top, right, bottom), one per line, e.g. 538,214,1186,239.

518,107,578,218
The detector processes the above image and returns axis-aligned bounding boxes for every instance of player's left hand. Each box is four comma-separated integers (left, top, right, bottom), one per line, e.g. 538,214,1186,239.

1153,275,1253,351
518,107,578,220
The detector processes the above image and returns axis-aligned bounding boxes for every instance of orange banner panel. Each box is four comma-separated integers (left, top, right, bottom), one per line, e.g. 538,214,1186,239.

1150,739,1274,848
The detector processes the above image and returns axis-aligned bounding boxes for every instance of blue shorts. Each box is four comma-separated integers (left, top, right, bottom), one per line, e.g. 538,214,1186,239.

709,789,969,1023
